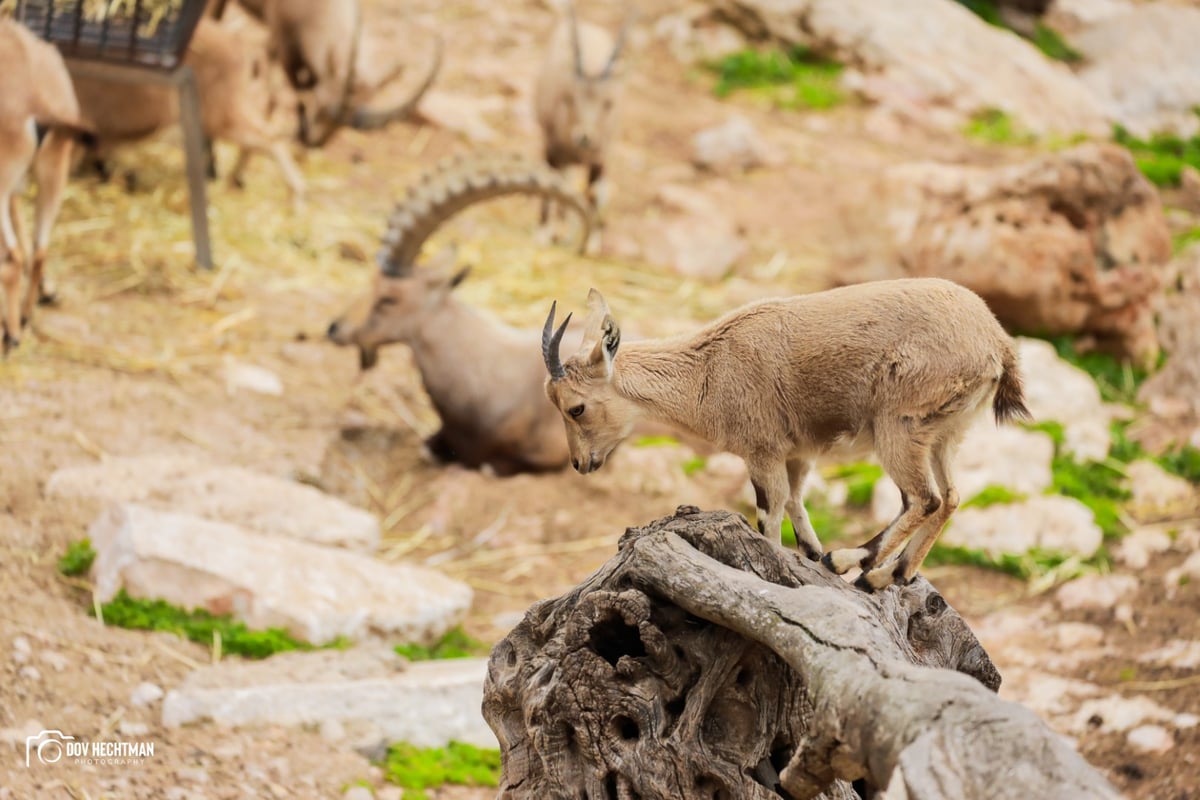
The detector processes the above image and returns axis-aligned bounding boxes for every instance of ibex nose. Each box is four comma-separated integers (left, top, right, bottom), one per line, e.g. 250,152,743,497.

326,320,340,340
571,458,580,472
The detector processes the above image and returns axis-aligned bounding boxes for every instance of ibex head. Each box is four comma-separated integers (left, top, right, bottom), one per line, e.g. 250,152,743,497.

327,251,465,370
556,1,631,157
328,153,593,369
542,289,636,473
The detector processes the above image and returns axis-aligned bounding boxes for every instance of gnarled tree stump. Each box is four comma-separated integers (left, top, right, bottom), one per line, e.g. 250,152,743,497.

483,507,1119,800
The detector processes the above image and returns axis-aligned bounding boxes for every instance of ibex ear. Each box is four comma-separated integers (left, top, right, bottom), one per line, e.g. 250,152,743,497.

581,289,620,375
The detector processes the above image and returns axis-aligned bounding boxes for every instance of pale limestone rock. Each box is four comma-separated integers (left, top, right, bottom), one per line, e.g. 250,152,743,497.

222,359,284,397
416,91,500,143
162,648,495,749
47,454,379,551
1165,551,1200,596
708,0,1108,135
1074,5,1200,138
691,115,777,173
941,495,1103,559
1055,573,1139,612
1115,528,1172,570
1126,724,1175,755
89,504,471,646
1126,460,1198,520
130,682,165,708
644,215,747,281
1067,694,1200,734
1139,640,1200,671
1016,338,1113,462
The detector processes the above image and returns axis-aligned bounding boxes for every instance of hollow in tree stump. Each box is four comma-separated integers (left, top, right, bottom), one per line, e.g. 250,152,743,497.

482,507,1119,800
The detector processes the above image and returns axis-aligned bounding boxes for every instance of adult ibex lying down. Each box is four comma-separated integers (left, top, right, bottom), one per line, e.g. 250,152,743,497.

71,19,304,201
542,279,1031,591
327,153,592,476
0,19,84,351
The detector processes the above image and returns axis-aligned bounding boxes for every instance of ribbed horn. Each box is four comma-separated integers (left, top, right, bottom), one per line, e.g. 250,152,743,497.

351,30,444,131
566,0,584,78
376,153,595,275
601,9,634,79
542,302,571,380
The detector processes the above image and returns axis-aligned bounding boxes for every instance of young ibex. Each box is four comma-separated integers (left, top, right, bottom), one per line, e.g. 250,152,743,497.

227,0,442,147
533,0,632,221
542,279,1032,591
71,19,305,202
326,153,592,476
0,19,84,351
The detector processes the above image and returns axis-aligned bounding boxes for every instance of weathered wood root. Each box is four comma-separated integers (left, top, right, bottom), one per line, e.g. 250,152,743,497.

482,506,1119,800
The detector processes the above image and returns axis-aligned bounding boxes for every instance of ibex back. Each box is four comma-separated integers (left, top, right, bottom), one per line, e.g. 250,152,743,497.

542,279,1031,591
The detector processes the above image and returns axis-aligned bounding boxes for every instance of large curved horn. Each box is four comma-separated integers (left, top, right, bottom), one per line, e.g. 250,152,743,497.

302,1,363,147
566,0,584,78
376,152,595,276
542,302,571,381
601,8,634,79
350,31,444,131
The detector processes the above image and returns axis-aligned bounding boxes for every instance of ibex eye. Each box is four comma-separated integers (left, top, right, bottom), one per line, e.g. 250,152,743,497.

375,297,398,309
568,404,585,418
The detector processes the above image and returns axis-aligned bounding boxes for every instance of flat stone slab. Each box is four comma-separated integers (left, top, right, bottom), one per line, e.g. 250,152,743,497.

162,647,496,749
90,504,472,646
47,454,379,551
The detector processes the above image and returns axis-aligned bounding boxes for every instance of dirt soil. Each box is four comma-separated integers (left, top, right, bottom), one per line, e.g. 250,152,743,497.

1,0,1198,798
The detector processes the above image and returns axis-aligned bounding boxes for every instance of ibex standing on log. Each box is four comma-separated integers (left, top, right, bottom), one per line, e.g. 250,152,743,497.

0,19,86,351
542,279,1031,590
534,1,631,234
327,154,592,476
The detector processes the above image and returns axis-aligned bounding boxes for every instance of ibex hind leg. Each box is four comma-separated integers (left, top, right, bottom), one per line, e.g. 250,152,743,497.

784,458,822,560
748,459,790,547
22,129,74,325
823,419,940,590
0,125,36,350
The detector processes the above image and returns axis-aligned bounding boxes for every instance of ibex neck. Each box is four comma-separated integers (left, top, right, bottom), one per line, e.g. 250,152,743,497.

613,340,707,435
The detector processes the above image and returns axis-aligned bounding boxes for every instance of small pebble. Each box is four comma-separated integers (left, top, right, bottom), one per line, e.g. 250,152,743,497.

130,681,165,707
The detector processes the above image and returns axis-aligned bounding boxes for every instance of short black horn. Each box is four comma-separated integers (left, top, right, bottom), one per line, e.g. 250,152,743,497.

542,302,571,380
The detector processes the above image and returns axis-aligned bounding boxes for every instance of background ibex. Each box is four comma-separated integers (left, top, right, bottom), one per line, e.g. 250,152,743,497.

215,0,442,147
0,19,85,351
327,153,592,476
534,0,631,225
542,279,1031,590
72,19,305,202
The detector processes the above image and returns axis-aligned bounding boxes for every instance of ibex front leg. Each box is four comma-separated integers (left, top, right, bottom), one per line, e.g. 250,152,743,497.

748,457,790,548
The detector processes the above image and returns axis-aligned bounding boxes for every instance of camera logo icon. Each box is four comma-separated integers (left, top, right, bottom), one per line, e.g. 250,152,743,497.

25,730,75,767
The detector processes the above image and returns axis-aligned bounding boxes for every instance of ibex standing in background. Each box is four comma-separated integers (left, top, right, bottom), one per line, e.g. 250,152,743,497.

534,0,631,235
72,19,305,202
542,279,1031,591
327,154,592,476
0,19,85,351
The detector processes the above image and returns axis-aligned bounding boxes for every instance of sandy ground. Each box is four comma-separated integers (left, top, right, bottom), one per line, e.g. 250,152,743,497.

1,0,1198,797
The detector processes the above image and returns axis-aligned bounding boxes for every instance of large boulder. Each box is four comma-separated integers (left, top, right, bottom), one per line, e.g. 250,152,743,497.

840,143,1171,363
1073,4,1200,138
47,454,380,551
707,0,1108,135
89,504,472,646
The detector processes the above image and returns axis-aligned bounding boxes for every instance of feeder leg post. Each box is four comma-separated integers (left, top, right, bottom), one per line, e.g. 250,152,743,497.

177,66,213,270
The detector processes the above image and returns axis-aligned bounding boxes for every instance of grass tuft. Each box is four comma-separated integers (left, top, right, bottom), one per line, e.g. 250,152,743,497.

394,627,487,662
961,485,1027,509
1113,126,1200,188
1045,335,1154,404
382,741,501,799
954,0,1082,62
58,538,97,577
709,46,845,110
825,462,884,508
963,108,1037,145
94,590,339,659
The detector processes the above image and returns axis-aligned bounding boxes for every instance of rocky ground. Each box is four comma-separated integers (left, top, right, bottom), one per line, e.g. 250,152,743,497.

1,0,1199,798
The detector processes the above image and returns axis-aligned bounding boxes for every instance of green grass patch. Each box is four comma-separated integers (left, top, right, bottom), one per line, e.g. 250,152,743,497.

709,46,845,110
1045,335,1152,404
1110,420,1200,484
394,627,487,662
963,109,1037,145
962,484,1027,509
780,497,847,549
95,590,338,659
1113,125,1200,188
825,462,884,508
58,538,96,577
382,741,501,799
1023,420,1066,447
1049,454,1129,540
681,455,708,476
1173,227,1200,254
